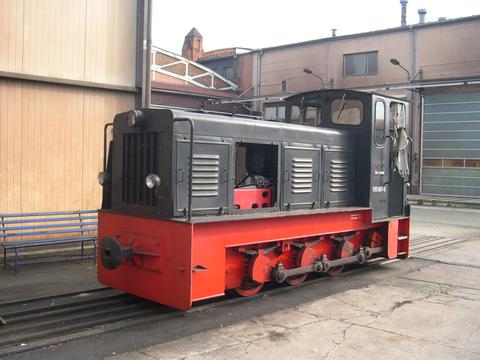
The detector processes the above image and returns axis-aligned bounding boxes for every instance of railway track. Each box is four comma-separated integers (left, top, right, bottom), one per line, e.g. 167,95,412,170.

0,233,472,357
0,287,176,357
410,234,473,256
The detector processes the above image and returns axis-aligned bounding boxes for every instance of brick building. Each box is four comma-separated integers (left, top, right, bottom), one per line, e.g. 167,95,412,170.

193,14,480,197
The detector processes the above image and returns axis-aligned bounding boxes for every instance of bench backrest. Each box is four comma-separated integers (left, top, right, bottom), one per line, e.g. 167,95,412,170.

0,210,98,242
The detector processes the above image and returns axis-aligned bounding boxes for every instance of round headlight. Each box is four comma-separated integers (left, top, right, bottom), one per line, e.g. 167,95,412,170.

146,173,161,189
127,109,144,128
98,171,110,186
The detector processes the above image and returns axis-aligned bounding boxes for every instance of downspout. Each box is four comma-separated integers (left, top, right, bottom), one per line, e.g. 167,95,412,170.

409,25,421,193
252,49,263,111
144,0,153,108
418,89,424,195
135,0,145,108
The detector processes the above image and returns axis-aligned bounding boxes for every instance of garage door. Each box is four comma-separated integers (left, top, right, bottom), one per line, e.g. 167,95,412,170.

421,91,480,197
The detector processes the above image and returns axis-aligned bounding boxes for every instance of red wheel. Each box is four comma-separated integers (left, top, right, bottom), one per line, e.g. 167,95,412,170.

327,265,344,277
285,274,308,286
327,238,356,277
285,246,316,286
233,283,264,297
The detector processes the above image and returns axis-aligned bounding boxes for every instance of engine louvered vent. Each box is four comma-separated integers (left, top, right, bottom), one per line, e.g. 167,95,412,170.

292,157,313,194
122,132,159,205
192,154,219,197
330,159,349,192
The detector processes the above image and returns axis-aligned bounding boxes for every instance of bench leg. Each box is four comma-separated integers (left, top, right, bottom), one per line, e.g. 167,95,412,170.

81,241,84,257
14,249,19,275
93,239,97,265
3,247,6,271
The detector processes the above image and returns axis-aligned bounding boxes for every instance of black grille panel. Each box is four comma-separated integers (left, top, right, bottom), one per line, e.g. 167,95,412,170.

122,132,159,205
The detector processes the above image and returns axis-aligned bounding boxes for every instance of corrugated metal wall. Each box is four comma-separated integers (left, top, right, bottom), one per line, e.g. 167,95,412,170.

421,91,480,197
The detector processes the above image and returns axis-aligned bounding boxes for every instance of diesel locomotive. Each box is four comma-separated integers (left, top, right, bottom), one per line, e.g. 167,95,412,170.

97,89,411,310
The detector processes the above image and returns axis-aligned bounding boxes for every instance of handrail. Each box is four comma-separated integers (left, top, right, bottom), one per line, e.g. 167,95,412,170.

103,123,114,171
174,117,195,222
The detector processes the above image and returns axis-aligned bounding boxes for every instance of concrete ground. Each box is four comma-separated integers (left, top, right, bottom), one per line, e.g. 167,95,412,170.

3,205,479,360
108,206,480,360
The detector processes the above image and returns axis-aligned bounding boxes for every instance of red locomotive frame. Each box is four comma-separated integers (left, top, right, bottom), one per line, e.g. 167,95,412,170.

98,209,409,310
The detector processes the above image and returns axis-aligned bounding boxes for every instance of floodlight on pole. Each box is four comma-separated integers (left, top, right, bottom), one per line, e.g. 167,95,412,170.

390,58,411,80
303,68,327,87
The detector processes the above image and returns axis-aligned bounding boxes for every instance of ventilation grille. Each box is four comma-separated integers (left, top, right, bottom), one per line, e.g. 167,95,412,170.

292,157,313,194
192,154,219,197
330,159,349,192
122,132,159,205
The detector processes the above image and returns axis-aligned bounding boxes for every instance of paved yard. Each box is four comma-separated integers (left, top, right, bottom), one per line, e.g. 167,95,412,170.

109,206,480,360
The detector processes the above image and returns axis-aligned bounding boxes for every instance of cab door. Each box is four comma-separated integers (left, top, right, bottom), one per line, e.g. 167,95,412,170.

371,99,389,221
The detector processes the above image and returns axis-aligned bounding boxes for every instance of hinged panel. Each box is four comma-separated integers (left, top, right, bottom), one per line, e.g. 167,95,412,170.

323,148,355,207
282,145,321,209
175,139,230,216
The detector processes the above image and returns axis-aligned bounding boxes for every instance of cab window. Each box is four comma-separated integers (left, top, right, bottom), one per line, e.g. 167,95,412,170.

291,105,301,124
305,107,321,126
289,105,321,126
331,99,363,125
374,100,386,146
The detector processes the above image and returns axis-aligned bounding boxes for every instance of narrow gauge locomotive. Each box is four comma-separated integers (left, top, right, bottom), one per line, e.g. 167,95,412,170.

98,89,411,310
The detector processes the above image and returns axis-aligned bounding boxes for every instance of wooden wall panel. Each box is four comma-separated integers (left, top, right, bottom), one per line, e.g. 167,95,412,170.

1,0,137,85
84,0,137,87
0,0,24,73
20,82,84,212
82,89,134,210
22,0,86,80
0,80,22,212
0,79,135,214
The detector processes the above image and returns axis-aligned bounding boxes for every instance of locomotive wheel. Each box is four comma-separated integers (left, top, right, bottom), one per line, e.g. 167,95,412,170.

233,283,264,297
285,246,316,286
327,239,356,277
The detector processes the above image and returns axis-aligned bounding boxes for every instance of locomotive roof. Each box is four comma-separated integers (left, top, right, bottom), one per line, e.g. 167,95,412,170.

284,88,410,103
166,108,354,147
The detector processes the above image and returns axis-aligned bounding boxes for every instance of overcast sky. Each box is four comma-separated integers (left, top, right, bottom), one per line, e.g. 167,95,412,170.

152,0,480,54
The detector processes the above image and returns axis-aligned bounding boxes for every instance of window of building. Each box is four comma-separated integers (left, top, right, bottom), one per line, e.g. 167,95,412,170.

264,104,285,121
374,100,386,146
224,66,234,81
281,80,287,93
344,51,378,76
331,99,363,125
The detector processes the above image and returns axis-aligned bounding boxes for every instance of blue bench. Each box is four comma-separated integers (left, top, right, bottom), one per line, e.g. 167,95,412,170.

1,210,98,274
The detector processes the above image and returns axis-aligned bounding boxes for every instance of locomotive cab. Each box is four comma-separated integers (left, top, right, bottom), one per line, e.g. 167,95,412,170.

284,89,411,221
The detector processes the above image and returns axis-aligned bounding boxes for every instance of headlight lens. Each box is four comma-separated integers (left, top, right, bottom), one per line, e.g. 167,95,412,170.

98,171,110,186
127,109,144,128
145,173,161,189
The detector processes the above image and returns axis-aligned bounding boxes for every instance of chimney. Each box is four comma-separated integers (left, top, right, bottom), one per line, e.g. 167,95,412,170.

182,27,204,61
418,8,427,24
400,0,408,27
331,28,337,37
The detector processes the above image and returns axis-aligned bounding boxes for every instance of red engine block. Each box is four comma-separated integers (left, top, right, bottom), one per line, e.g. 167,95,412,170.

234,188,272,209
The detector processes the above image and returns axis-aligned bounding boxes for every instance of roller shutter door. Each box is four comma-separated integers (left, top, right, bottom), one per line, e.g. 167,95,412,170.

421,91,480,197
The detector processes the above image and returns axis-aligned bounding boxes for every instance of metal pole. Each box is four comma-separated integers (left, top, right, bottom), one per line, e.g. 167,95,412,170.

144,0,153,108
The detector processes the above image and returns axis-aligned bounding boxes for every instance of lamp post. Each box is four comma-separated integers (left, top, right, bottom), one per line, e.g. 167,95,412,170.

390,58,422,83
390,58,411,80
303,68,329,88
